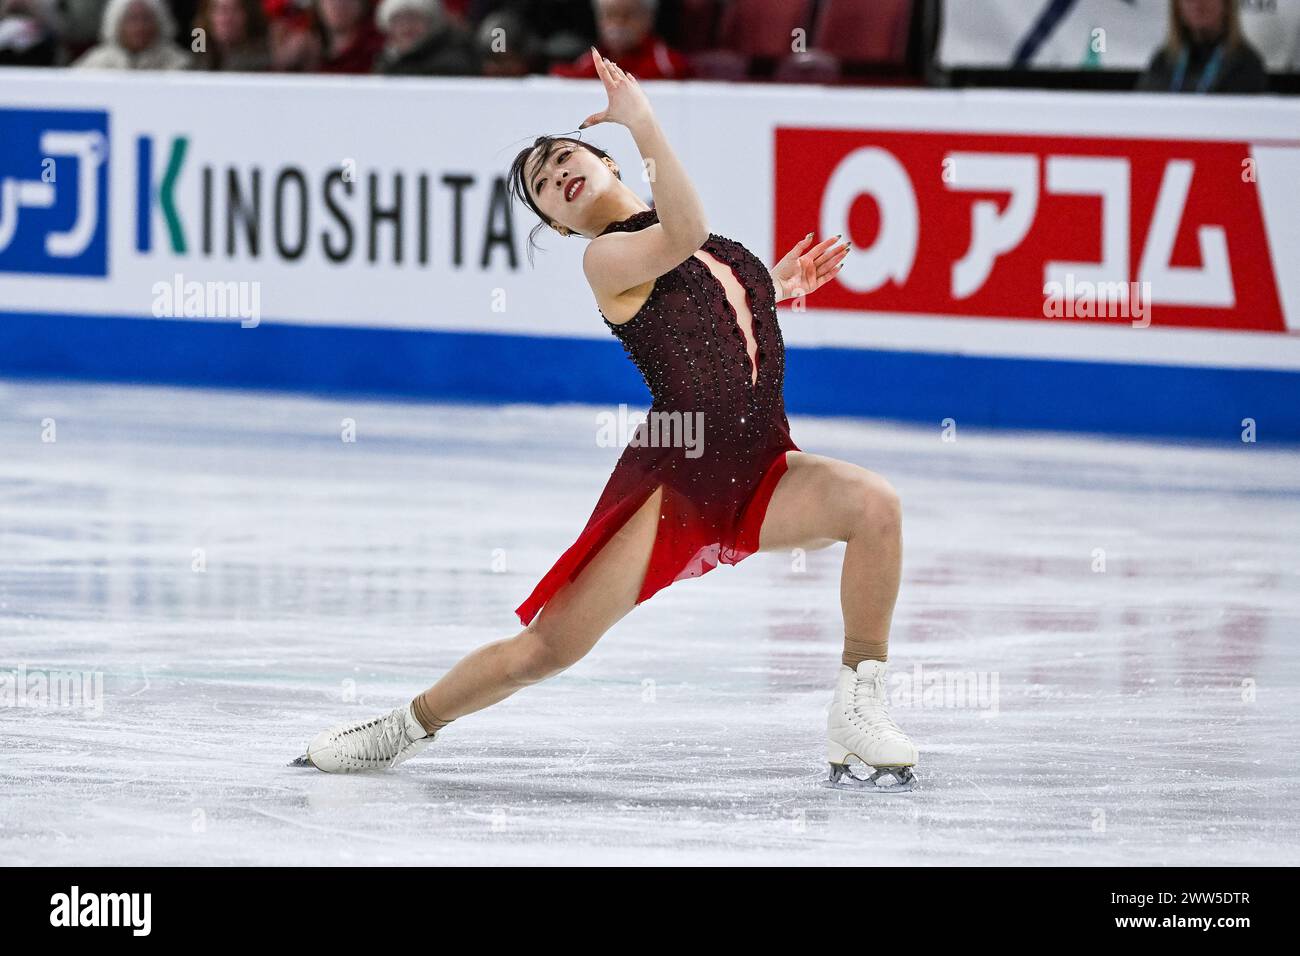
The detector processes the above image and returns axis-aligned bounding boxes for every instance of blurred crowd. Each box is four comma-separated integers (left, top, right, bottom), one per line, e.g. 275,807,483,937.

0,0,689,77
0,0,1285,91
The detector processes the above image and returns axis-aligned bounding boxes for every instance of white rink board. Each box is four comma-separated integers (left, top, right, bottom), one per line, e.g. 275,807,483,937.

2,71,1299,370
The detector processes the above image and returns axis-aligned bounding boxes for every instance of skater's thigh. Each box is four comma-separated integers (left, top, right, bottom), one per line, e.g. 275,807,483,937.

527,484,664,652
757,451,898,553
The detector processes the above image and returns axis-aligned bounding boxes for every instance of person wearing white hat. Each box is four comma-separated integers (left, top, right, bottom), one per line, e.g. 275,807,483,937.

374,0,478,75
73,0,190,69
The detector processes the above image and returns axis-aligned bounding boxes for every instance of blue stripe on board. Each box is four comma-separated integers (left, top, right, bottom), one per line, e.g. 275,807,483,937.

135,135,151,253
0,310,1296,443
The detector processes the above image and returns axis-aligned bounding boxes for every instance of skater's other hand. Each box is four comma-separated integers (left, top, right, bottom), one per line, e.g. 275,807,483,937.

769,233,849,304
579,47,653,131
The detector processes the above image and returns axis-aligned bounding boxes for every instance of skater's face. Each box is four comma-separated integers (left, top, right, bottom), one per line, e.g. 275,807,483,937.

526,139,620,238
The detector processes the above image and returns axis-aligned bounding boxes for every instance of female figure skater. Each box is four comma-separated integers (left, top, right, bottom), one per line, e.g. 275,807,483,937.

298,47,917,791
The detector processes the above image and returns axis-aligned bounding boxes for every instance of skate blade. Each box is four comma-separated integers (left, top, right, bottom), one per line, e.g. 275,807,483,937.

823,763,917,793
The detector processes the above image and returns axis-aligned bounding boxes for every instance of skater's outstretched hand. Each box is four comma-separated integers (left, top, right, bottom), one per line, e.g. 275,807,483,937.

579,47,653,131
769,233,850,304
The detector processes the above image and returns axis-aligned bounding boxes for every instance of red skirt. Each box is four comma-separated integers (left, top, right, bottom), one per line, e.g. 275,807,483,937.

515,441,798,626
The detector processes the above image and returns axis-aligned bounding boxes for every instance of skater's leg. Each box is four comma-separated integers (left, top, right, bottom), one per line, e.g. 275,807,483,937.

409,486,664,733
756,451,901,668
757,452,915,785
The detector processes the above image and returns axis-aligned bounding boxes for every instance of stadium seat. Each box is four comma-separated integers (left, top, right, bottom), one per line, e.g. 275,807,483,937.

813,0,913,68
676,0,723,52
717,0,816,62
689,48,750,81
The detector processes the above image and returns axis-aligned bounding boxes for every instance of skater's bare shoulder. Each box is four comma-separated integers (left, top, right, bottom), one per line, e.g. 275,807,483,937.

583,224,699,325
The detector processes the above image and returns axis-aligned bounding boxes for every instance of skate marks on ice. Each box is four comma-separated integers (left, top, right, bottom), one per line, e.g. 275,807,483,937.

1,381,1299,863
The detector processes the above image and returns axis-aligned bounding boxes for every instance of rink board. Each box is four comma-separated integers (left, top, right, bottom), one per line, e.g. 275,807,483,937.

1,71,1298,440
2,309,1294,442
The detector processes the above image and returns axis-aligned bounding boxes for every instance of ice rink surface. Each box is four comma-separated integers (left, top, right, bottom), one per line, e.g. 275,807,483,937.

1,379,1297,866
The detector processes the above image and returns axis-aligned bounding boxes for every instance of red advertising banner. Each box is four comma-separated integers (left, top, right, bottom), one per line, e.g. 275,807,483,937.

775,129,1285,332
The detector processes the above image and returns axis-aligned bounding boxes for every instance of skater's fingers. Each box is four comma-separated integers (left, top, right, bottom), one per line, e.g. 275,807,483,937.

814,242,849,270
808,235,841,257
592,46,616,88
601,58,626,89
814,248,846,280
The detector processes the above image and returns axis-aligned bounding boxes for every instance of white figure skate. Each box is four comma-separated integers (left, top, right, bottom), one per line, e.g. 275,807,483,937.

292,703,436,772
824,660,918,792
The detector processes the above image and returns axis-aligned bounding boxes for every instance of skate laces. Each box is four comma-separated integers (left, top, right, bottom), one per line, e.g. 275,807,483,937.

342,709,409,766
849,672,906,742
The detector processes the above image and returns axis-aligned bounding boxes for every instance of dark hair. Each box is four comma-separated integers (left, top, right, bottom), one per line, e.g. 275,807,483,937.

194,0,269,47
1165,0,1243,56
507,133,621,265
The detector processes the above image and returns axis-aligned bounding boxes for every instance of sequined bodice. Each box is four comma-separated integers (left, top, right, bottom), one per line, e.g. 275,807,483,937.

516,206,802,627
597,208,788,424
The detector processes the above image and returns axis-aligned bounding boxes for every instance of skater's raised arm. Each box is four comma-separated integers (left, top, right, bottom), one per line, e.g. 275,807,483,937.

577,48,710,301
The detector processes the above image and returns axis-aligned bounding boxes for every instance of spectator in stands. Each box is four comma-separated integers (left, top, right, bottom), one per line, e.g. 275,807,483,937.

191,0,270,70
268,0,381,72
264,0,317,71
316,0,382,72
474,7,538,76
470,0,596,52
0,0,62,65
59,0,107,60
74,0,192,68
1137,0,1268,93
373,0,477,75
471,0,594,71
550,0,689,79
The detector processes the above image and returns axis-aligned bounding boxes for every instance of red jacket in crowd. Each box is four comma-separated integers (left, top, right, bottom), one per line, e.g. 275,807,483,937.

320,25,386,74
550,33,693,80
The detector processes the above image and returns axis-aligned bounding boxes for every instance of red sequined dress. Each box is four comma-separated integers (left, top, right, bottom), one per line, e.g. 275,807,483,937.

515,208,801,625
